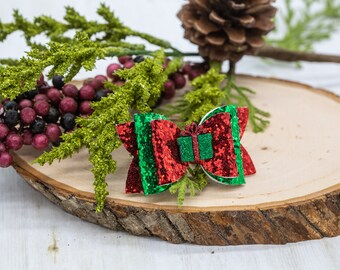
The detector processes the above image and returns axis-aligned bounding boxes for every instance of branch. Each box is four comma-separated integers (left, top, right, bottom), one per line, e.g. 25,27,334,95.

256,45,340,63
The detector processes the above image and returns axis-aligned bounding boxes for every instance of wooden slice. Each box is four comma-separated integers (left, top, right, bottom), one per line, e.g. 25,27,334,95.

11,75,340,245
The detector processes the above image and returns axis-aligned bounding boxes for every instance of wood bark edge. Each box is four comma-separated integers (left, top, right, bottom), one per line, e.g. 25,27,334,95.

11,160,340,245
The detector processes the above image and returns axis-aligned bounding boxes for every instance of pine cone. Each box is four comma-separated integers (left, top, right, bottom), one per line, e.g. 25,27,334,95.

178,0,277,62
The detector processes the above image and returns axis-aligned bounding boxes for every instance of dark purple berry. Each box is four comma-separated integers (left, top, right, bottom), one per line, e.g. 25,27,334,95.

47,88,62,104
4,110,19,127
45,124,62,143
60,113,76,131
30,118,46,134
6,133,23,150
106,63,121,79
33,100,50,117
25,89,39,100
4,101,18,111
79,101,94,115
19,99,33,109
52,138,62,147
79,85,95,101
22,129,33,145
118,55,132,64
43,107,60,123
0,123,10,139
52,75,65,90
59,97,78,114
94,89,109,102
32,134,49,150
0,152,13,168
20,107,36,125
133,56,145,63
62,84,78,99
172,73,186,89
14,93,26,103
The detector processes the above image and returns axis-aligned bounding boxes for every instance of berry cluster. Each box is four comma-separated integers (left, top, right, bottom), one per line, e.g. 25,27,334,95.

0,73,110,168
0,56,209,168
106,55,209,105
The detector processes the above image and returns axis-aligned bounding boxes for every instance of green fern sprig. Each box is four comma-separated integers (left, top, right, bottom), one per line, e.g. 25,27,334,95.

169,166,207,207
34,50,169,211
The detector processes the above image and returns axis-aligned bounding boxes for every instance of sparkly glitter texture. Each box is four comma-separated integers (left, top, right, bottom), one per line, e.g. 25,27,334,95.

201,105,247,185
177,136,195,162
198,133,213,160
134,113,170,194
116,122,143,193
117,105,256,196
151,120,188,185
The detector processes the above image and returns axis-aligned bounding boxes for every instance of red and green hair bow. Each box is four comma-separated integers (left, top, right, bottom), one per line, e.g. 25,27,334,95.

116,105,256,195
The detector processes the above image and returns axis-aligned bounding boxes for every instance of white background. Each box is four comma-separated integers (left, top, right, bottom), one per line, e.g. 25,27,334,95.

0,1,339,269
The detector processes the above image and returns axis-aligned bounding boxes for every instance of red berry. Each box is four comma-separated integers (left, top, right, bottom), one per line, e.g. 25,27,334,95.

22,129,33,145
0,123,10,139
0,152,13,168
188,70,202,81
36,73,45,86
59,97,78,114
62,84,78,98
6,133,23,150
79,85,95,101
172,73,186,89
19,99,33,109
79,101,94,116
47,88,62,104
94,75,107,84
45,124,62,143
20,107,36,125
0,143,6,152
124,61,135,69
34,94,49,102
106,63,121,79
33,100,50,117
164,80,175,92
118,55,132,64
182,63,192,75
32,134,49,150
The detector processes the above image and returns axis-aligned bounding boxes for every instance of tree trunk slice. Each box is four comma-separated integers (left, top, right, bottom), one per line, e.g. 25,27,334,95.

11,75,340,245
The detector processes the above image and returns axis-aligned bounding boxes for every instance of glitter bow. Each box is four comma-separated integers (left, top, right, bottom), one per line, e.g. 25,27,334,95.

116,105,256,195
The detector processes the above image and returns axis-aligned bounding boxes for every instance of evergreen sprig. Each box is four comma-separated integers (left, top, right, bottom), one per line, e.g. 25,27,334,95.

158,66,269,132
0,4,175,53
169,166,207,207
34,50,168,211
0,32,106,100
267,0,340,52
